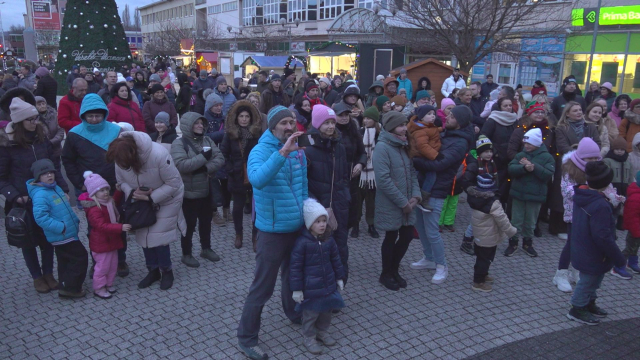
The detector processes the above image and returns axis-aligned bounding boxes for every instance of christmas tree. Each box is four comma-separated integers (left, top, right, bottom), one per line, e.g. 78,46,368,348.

54,0,132,94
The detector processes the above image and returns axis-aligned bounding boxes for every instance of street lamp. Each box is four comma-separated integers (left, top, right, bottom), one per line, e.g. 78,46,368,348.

279,18,300,55
227,25,242,51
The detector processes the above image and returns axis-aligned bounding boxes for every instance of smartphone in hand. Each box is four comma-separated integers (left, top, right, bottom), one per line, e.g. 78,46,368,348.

297,134,316,147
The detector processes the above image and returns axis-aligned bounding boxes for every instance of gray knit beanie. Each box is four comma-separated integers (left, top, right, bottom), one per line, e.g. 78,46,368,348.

154,111,170,127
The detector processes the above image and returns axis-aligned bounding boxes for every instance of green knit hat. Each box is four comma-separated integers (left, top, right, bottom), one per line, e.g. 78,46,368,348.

376,95,390,111
363,106,380,123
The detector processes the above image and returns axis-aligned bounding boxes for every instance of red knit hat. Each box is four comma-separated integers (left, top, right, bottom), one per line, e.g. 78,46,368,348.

525,101,545,116
530,86,546,97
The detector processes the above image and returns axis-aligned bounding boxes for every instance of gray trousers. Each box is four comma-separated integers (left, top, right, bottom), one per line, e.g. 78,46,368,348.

237,230,300,347
302,310,332,338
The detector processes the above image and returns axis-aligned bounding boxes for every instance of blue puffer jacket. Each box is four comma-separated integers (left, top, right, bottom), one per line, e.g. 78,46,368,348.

27,180,80,243
570,185,626,276
397,76,413,101
290,228,345,299
213,87,237,117
248,130,308,233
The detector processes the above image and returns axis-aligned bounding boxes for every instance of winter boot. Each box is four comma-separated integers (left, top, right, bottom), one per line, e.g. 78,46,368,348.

627,255,640,274
212,209,226,226
235,234,243,249
303,336,323,355
460,235,475,256
117,262,130,277
586,299,608,317
42,273,58,290
522,237,538,257
552,269,573,292
350,225,359,238
223,207,232,222
200,249,221,262
316,331,337,346
379,272,400,291
181,255,200,268
393,271,407,288
567,305,600,325
33,277,50,293
138,268,161,289
160,269,174,290
472,282,492,292
503,236,519,257
368,225,379,238
418,190,433,212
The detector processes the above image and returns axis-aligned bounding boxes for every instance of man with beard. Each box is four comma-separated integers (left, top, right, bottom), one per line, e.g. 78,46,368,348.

237,106,306,360
551,77,586,120
299,81,327,110
260,74,290,113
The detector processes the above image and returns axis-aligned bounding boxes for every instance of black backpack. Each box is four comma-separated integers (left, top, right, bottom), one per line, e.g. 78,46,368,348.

5,206,38,248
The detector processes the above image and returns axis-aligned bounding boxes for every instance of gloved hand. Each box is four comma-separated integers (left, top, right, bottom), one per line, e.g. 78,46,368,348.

292,291,304,303
337,280,344,291
202,148,212,160
402,202,413,214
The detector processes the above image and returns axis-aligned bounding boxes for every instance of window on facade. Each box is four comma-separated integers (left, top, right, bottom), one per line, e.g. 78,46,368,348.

318,0,354,20
358,0,373,9
288,0,316,21
222,2,238,12
263,0,285,25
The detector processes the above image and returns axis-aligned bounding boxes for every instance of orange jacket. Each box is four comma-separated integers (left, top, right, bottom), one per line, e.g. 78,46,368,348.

407,120,442,160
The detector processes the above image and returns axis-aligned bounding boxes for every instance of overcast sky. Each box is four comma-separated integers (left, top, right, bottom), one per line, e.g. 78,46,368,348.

2,0,158,30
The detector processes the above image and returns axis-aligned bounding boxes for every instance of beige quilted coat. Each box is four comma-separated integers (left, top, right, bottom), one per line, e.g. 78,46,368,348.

471,200,517,247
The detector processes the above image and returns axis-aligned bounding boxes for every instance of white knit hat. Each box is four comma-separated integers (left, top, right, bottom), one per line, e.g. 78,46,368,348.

303,198,328,230
9,98,39,123
523,128,543,147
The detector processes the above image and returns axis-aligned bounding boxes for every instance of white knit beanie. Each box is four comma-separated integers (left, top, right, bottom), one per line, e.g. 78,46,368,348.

303,198,328,230
523,128,543,147
9,98,39,123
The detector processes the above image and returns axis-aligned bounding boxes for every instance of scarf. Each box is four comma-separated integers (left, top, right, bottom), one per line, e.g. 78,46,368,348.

97,197,119,224
239,126,253,150
605,149,629,163
569,119,585,140
294,104,312,125
359,127,377,189
489,111,518,126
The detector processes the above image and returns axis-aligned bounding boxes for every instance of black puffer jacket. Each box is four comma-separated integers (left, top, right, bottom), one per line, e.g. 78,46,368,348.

33,74,58,109
550,91,587,120
0,129,69,203
305,127,351,207
335,119,366,171
61,132,117,190
413,126,473,199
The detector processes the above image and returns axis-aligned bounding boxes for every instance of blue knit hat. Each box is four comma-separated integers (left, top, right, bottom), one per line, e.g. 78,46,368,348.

268,105,293,130
415,90,430,102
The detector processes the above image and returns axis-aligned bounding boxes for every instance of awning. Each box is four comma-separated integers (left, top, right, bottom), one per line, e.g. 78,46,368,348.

240,56,304,68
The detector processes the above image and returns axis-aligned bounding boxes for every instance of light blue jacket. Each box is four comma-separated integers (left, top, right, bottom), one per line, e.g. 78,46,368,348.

27,180,80,244
248,130,308,233
397,76,413,101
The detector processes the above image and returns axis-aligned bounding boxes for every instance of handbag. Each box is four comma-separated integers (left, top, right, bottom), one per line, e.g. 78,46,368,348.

5,203,38,248
326,154,338,231
120,192,157,230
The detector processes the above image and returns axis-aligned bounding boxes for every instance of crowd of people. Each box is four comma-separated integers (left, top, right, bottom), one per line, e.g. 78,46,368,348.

1,61,640,359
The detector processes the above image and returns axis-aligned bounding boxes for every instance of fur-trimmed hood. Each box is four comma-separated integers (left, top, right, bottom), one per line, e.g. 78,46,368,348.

0,87,36,114
224,100,263,140
624,110,640,125
78,192,99,209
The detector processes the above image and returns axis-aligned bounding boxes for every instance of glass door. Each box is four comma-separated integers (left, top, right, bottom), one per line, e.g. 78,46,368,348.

497,63,515,87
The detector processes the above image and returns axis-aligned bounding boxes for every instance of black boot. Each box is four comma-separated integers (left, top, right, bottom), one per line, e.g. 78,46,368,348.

368,225,379,238
350,225,359,238
379,272,400,291
460,235,475,255
522,238,538,257
160,270,174,290
503,236,519,257
138,268,161,289
586,300,608,317
393,271,407,288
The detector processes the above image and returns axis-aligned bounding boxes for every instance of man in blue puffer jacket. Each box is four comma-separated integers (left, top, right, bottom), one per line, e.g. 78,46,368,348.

237,105,308,359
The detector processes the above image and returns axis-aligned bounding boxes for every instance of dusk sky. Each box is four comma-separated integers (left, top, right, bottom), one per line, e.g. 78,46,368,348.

2,0,158,30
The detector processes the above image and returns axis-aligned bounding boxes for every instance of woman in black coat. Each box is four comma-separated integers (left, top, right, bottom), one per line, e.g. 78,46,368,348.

219,100,263,250
0,100,69,294
175,73,192,117
305,106,351,284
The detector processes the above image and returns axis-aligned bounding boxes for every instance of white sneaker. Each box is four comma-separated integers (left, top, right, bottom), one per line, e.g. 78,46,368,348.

552,269,573,292
431,264,448,284
557,233,568,240
410,257,436,270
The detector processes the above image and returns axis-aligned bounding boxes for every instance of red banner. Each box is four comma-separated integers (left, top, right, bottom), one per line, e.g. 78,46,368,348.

32,0,61,30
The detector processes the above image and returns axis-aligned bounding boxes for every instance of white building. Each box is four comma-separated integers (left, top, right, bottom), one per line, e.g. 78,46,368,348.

139,0,197,61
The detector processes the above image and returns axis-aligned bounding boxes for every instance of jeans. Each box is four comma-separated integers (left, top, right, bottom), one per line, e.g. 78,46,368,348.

571,272,605,307
302,310,332,338
414,197,447,266
558,224,572,270
237,230,300,347
232,191,247,235
142,245,172,271
381,226,414,275
473,245,497,283
181,196,213,255
511,199,542,238
22,242,55,279
421,171,436,193
54,240,88,293
438,194,459,226
92,250,118,291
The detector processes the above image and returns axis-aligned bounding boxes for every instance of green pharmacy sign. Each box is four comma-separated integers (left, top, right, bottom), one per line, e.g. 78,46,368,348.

572,5,640,27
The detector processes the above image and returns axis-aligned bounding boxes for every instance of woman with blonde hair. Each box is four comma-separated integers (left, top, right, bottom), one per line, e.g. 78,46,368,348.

584,102,611,157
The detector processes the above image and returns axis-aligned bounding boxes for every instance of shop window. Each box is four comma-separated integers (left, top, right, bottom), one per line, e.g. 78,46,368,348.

498,63,513,84
570,61,587,84
600,62,618,87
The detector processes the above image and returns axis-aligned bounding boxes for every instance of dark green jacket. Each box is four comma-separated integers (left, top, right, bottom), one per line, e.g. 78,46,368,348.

508,144,555,203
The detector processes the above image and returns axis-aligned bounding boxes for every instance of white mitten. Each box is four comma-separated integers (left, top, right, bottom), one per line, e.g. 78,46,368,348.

337,280,344,291
292,291,304,303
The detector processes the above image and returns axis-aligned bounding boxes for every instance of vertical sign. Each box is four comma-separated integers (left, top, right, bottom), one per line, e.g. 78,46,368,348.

32,0,61,30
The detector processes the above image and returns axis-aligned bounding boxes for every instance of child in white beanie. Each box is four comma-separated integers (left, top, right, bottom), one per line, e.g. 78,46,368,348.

290,198,345,355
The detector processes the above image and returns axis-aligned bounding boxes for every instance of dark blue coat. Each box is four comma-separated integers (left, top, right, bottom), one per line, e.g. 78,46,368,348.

290,228,345,299
570,186,626,276
413,126,472,199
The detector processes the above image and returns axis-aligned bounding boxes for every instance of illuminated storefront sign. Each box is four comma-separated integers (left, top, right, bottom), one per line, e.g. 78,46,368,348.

572,5,640,27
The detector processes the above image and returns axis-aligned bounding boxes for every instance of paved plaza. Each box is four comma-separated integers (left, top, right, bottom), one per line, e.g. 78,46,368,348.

2,196,639,359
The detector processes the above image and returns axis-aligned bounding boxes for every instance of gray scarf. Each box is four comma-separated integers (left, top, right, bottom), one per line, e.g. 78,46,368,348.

239,126,253,150
569,119,585,140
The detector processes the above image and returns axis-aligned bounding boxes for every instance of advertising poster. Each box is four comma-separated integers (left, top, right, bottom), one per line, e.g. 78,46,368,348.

32,0,61,31
519,37,565,97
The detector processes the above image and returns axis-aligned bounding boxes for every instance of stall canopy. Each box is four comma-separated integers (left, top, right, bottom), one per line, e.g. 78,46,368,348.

240,56,304,69
308,42,358,57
